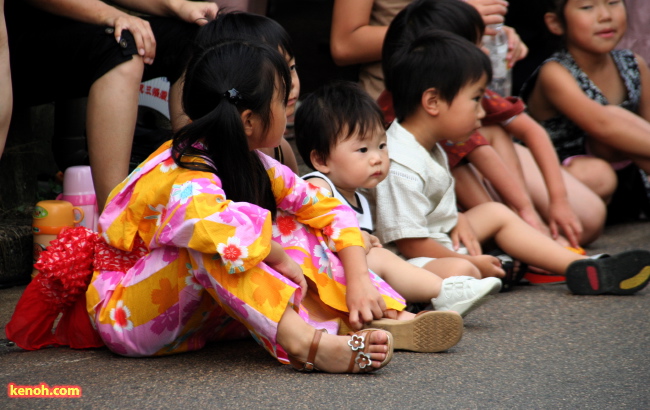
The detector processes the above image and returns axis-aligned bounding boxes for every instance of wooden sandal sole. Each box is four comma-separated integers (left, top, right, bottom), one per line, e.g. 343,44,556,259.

365,311,463,353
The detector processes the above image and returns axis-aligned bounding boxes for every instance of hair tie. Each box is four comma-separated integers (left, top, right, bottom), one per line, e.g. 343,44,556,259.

224,88,242,105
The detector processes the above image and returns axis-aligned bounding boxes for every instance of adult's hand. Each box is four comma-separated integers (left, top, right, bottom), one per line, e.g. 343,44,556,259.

173,1,219,25
466,0,508,34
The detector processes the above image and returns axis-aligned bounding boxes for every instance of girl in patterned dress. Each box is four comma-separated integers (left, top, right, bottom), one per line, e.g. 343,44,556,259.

8,39,430,374
522,0,650,221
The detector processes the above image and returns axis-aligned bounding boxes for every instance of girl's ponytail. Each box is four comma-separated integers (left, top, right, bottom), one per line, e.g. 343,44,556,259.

172,40,290,219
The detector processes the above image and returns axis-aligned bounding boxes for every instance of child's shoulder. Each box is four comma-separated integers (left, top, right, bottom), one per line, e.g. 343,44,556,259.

386,123,435,172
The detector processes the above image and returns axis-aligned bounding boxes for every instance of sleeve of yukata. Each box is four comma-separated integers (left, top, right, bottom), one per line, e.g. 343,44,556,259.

154,169,273,274
262,155,366,252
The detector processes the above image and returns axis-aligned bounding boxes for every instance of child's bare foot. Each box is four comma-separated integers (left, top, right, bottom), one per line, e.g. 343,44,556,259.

288,328,393,373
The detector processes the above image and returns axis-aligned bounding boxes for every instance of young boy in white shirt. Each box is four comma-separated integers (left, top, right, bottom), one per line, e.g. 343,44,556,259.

370,29,650,295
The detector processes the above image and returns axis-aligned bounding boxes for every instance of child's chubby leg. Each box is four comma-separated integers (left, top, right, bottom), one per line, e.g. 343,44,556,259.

515,144,606,245
277,306,393,373
367,247,443,302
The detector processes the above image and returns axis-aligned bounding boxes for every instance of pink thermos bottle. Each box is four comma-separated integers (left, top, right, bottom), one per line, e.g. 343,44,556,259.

57,165,98,231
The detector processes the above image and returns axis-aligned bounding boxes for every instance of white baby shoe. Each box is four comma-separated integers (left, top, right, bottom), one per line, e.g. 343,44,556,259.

432,276,501,317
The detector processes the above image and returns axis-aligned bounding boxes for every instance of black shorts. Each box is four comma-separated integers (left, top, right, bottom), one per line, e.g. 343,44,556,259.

7,3,198,107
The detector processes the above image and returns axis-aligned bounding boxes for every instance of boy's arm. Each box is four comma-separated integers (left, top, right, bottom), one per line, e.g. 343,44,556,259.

537,61,650,157
466,145,546,233
504,114,582,247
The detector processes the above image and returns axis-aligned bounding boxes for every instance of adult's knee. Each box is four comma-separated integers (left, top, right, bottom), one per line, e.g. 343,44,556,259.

96,56,145,87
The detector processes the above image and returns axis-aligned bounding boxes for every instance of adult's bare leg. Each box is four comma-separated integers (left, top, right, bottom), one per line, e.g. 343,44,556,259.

86,57,144,210
0,0,11,159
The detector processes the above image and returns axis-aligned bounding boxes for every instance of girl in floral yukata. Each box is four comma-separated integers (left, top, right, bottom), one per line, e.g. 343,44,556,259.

9,38,462,374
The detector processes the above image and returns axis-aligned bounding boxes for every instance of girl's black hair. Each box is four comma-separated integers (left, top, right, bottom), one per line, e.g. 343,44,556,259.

545,0,627,30
383,0,485,92
545,0,568,27
294,81,384,170
194,11,294,59
386,29,492,122
172,39,291,219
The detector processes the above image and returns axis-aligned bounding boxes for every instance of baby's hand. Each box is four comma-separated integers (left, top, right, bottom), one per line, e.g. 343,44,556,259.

346,277,386,330
361,231,383,254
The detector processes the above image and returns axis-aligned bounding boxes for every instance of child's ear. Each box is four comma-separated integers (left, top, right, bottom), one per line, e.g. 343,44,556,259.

421,88,441,117
544,12,564,36
240,109,255,137
310,150,330,174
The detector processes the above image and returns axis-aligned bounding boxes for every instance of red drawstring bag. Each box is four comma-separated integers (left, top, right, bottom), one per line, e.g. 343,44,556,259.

5,227,147,350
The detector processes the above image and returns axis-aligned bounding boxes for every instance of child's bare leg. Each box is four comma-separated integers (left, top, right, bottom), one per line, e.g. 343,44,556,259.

563,157,617,202
421,257,481,279
465,202,587,274
452,164,493,209
515,144,606,245
368,247,443,303
87,57,144,210
277,306,391,373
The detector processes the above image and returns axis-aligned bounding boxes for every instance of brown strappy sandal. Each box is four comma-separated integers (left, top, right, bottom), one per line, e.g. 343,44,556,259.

288,328,394,373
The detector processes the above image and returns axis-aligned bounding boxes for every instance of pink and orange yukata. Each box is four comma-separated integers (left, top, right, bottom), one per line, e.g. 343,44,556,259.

6,141,405,362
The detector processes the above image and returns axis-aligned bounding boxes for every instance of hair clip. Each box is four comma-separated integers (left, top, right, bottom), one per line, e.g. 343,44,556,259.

224,88,242,105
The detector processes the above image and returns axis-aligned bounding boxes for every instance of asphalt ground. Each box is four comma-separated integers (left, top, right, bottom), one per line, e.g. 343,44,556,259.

1,219,649,409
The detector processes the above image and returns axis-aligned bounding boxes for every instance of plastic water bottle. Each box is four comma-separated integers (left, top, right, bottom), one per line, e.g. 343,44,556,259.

482,23,511,96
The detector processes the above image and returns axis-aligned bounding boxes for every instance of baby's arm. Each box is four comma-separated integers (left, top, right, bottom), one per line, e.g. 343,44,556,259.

291,170,386,328
504,114,582,246
465,145,546,233
537,61,650,158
